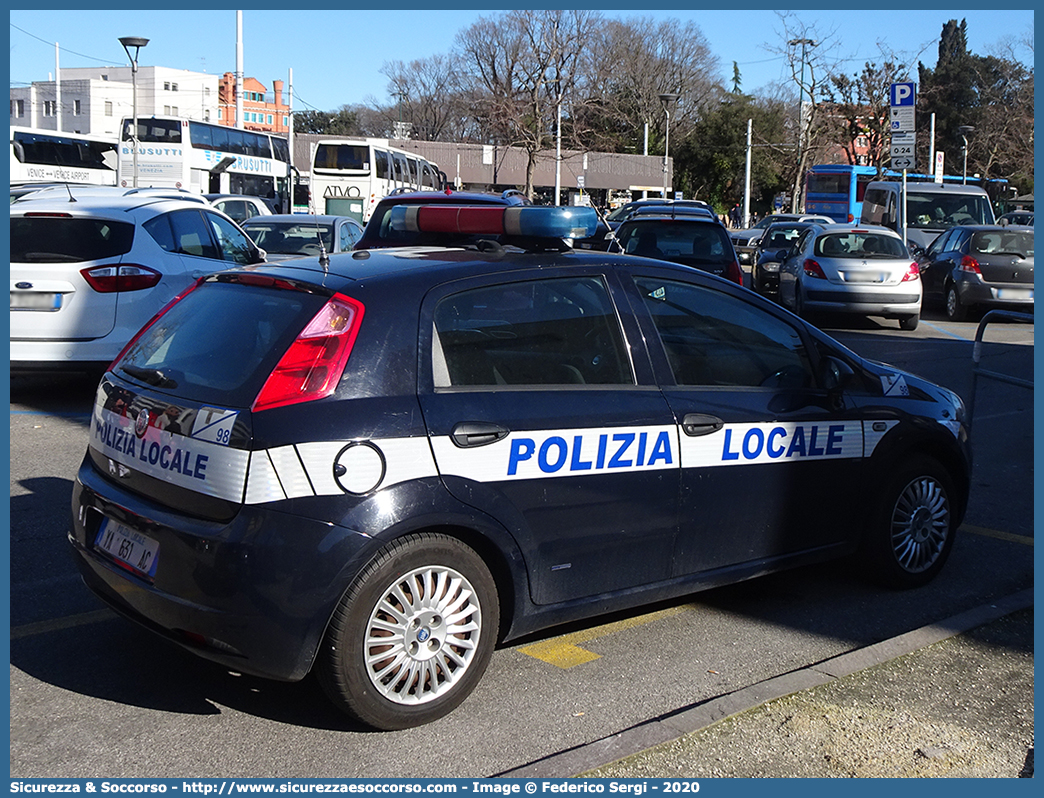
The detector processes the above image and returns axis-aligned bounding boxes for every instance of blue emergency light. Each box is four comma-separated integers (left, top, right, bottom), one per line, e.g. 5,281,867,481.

388,205,600,240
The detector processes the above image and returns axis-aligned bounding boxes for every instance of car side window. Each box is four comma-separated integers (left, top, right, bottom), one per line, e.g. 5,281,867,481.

205,212,257,264
150,209,220,260
432,276,633,388
926,230,952,258
634,276,813,389
340,222,358,250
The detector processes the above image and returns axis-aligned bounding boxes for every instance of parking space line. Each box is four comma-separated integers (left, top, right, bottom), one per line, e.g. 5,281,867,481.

11,609,115,640
963,524,1034,546
517,606,688,668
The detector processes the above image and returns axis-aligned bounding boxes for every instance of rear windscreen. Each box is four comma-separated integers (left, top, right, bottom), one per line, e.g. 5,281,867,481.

10,216,135,263
113,280,328,407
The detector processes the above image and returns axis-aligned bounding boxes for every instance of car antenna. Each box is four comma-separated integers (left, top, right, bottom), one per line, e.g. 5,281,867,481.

64,183,76,203
307,198,330,270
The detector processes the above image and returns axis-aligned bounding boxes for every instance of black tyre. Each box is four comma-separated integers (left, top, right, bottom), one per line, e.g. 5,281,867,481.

865,456,957,588
317,533,499,730
945,284,969,321
899,313,920,331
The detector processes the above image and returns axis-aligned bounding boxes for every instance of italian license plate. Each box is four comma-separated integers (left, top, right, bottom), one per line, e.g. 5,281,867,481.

10,292,62,311
95,519,159,578
997,288,1032,300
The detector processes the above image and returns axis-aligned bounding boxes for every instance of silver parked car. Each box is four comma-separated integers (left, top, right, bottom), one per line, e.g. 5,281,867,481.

241,214,365,262
778,224,922,330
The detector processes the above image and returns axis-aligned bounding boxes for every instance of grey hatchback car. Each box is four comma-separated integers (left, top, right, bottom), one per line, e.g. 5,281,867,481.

916,225,1034,320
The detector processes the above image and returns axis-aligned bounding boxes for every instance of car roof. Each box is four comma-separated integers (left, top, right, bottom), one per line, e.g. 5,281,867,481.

815,223,901,237
9,194,222,217
243,214,357,224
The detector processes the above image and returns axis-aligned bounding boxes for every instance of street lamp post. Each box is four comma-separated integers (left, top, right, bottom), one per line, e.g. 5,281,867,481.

119,36,149,188
658,92,679,199
959,125,975,184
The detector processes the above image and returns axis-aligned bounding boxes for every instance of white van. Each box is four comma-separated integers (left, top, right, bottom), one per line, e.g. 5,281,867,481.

859,180,995,253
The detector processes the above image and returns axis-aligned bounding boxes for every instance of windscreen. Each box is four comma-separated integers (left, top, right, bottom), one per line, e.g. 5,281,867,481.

907,191,994,229
314,144,369,172
113,280,327,406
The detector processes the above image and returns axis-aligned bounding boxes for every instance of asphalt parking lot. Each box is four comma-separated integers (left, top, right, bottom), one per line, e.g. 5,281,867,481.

9,304,1033,778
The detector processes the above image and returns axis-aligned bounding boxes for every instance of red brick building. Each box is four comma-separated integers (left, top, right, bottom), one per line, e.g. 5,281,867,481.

218,73,289,135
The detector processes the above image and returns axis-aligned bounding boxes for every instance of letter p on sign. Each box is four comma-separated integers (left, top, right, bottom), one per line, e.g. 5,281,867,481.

891,82,915,107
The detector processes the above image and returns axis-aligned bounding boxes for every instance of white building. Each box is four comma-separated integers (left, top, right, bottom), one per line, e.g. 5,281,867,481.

10,66,220,138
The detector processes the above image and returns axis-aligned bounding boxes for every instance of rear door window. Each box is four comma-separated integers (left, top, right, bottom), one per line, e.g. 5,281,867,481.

432,276,633,387
145,209,219,260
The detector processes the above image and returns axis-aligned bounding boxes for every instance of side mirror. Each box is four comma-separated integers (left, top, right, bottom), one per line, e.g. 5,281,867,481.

818,356,855,392
253,247,267,264
908,243,925,260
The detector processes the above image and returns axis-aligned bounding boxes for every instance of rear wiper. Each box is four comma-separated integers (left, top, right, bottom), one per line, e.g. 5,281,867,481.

120,365,179,389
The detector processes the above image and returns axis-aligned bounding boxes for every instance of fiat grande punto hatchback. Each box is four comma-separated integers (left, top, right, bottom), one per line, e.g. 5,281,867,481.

70,205,971,730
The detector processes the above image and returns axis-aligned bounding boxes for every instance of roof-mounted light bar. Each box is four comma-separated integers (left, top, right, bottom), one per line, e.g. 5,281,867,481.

388,205,600,240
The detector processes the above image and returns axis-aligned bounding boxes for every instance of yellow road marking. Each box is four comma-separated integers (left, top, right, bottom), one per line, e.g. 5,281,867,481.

11,609,115,640
962,524,1034,546
518,605,689,668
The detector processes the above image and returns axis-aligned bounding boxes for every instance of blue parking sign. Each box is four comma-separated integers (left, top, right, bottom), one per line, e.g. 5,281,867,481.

890,82,916,107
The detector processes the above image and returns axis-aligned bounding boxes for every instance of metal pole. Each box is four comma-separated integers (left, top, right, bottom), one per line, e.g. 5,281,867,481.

119,37,149,189
743,118,752,228
662,107,670,199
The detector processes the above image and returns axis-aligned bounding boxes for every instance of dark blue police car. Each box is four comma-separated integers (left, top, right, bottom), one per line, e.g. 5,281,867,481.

70,205,971,730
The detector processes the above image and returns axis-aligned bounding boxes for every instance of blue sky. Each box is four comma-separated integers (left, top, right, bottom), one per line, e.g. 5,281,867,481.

8,7,1036,113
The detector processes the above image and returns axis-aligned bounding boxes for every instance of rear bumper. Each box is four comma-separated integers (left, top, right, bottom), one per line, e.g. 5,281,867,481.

804,287,921,317
70,456,373,681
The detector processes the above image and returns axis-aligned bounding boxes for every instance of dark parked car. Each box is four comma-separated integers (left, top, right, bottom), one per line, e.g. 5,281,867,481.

616,209,743,284
71,205,969,731
751,222,817,296
916,225,1034,320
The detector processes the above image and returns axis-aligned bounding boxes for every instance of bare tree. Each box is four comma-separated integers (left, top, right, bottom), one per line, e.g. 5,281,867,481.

380,54,467,141
768,12,844,211
579,16,722,155
825,59,910,172
454,9,596,197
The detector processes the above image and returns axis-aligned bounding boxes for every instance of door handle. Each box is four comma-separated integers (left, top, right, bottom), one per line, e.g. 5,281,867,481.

680,413,724,437
450,422,510,448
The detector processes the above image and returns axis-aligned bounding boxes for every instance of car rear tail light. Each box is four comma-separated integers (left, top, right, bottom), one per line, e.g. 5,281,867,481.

959,255,983,275
725,259,744,285
901,262,921,282
81,264,162,293
803,259,827,279
252,294,365,413
847,213,854,222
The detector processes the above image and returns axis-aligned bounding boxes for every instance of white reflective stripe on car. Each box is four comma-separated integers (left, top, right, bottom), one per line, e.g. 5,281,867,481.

93,412,901,506
91,405,249,502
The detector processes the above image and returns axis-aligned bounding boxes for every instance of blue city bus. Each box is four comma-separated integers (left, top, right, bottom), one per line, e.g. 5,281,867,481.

803,164,878,223
804,164,1008,223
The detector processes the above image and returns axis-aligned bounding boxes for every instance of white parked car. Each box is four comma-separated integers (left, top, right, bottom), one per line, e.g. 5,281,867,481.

10,194,265,373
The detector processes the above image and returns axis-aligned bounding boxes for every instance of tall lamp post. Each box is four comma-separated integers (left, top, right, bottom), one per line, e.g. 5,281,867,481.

959,125,975,184
119,36,149,188
658,92,679,199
